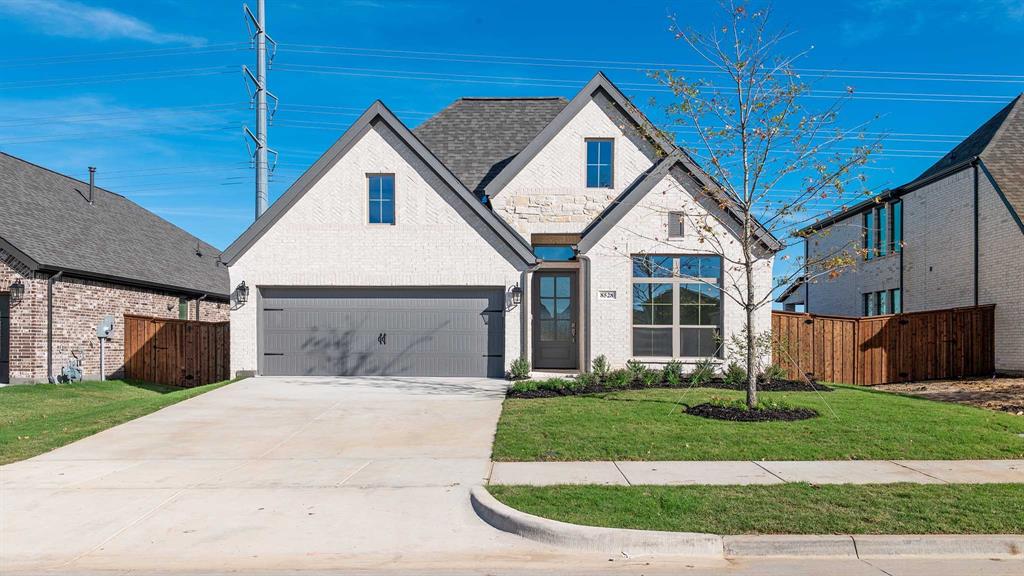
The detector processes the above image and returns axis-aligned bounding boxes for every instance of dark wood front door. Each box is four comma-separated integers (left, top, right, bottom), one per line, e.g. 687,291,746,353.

532,271,578,369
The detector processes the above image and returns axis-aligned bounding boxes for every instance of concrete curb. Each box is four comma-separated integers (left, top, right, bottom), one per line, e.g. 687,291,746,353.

473,486,1024,559
469,486,724,557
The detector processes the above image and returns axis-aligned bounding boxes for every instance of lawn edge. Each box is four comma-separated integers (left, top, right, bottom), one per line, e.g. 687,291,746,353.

475,486,1024,559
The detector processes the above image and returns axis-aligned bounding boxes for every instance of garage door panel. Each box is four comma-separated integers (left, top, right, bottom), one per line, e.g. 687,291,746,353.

260,287,505,377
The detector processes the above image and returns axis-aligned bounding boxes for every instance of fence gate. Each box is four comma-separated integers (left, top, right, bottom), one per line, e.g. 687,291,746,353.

124,315,229,387
772,305,994,386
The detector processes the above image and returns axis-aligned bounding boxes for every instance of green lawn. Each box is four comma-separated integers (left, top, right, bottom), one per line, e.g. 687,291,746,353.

0,379,233,465
492,385,1024,461
488,483,1024,534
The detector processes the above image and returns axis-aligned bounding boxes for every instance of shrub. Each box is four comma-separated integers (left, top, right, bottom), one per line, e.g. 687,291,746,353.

759,363,788,384
625,359,647,383
706,395,793,412
535,378,570,391
571,372,597,390
663,359,683,386
508,357,531,380
510,380,537,394
689,358,717,387
591,354,610,382
723,362,748,388
641,368,662,388
605,369,632,389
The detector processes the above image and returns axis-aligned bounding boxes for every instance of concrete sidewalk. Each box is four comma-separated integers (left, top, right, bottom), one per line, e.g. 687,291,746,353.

488,459,1024,485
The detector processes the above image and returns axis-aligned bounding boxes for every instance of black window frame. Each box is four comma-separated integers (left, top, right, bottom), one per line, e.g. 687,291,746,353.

367,173,396,225
585,138,614,189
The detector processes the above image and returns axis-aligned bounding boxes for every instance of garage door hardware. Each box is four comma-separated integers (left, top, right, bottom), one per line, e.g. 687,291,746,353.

377,332,387,345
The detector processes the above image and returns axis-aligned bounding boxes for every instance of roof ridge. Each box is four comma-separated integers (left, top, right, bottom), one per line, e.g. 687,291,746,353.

0,151,125,199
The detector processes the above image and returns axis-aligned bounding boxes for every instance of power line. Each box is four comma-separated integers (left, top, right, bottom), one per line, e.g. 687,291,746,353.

0,66,235,90
0,43,247,69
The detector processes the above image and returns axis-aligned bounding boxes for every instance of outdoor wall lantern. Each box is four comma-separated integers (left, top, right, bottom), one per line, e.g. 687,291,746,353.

510,283,522,307
235,281,250,305
9,280,25,304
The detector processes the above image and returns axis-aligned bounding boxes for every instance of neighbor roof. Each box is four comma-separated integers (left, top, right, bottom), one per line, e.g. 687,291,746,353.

801,94,1024,234
0,153,229,297
412,97,567,196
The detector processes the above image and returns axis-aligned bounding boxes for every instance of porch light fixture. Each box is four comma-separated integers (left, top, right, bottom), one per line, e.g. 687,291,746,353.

510,283,522,306
9,280,25,304
235,281,250,305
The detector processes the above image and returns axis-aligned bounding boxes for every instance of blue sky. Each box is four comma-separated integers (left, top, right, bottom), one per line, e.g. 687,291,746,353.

1,0,1022,280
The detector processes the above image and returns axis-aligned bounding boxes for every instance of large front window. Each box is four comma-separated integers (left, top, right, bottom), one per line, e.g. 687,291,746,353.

632,255,723,358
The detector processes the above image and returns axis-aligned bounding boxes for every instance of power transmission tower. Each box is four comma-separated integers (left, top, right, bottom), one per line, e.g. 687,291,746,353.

243,0,277,220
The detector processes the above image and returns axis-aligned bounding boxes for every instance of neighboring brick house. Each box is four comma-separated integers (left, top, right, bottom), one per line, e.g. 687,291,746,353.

0,153,230,384
221,73,779,378
799,94,1024,375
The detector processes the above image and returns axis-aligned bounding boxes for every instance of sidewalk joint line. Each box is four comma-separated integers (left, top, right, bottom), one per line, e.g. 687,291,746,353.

612,461,632,486
888,460,949,483
751,461,788,483
860,556,896,576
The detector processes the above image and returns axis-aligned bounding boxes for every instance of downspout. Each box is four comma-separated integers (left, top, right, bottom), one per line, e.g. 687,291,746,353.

46,271,64,383
802,239,809,312
973,161,980,307
195,294,207,321
519,262,542,366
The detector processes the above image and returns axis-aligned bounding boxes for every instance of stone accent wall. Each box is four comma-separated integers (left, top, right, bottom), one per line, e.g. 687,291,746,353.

582,172,774,369
491,98,656,236
1,250,228,383
228,121,526,377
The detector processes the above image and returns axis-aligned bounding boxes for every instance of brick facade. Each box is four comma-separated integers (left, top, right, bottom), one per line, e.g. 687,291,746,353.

1,249,228,384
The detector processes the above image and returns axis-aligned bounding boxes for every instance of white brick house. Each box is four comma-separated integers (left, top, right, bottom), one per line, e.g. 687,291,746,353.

799,94,1024,375
221,73,779,378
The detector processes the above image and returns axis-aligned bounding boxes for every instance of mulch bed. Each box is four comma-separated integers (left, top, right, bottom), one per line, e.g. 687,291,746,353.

686,403,820,422
506,378,831,399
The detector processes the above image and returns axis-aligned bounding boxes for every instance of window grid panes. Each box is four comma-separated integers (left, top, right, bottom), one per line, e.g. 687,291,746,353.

863,201,902,258
586,139,613,188
631,255,723,358
538,275,572,342
368,174,395,224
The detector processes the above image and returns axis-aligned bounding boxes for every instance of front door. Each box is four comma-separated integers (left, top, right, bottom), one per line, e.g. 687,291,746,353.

532,271,578,369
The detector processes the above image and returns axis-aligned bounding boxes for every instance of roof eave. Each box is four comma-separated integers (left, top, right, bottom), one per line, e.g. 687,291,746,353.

35,264,229,300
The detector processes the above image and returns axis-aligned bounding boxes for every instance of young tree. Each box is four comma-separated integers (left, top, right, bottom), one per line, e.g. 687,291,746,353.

647,1,881,408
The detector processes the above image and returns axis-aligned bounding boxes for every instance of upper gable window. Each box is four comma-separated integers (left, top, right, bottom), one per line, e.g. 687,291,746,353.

368,174,395,225
586,138,613,188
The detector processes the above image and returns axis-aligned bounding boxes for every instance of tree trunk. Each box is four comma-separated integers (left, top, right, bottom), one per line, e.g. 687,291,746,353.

745,264,757,409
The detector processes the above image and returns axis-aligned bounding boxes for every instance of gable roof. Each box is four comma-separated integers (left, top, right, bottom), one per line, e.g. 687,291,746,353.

775,276,805,304
220,101,537,266
801,94,1024,234
412,97,567,196
0,152,229,297
482,72,675,199
577,151,783,253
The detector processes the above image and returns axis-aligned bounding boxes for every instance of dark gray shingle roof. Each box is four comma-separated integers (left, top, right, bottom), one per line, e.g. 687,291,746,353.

412,97,568,195
916,94,1023,220
0,153,229,297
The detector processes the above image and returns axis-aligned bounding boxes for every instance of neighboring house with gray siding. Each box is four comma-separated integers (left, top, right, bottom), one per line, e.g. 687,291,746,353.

222,73,779,379
0,153,230,384
800,94,1024,375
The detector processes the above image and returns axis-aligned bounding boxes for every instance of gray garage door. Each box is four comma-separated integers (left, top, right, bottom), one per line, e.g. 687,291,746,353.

260,287,505,377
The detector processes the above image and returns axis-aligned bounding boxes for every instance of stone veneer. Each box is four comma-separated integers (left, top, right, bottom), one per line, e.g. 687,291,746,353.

0,248,228,383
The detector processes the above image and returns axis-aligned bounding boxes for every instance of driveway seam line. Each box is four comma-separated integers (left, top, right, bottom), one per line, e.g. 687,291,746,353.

337,460,373,486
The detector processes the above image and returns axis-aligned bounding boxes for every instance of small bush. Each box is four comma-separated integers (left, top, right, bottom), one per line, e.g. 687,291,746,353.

605,369,632,388
569,373,595,390
591,355,610,382
760,363,788,384
641,368,663,388
689,358,717,387
508,357,531,380
723,362,748,388
625,359,647,383
535,378,570,391
510,380,537,394
706,395,794,412
663,359,683,386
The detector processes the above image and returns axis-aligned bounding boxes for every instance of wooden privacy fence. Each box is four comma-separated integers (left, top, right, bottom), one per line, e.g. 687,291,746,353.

124,315,230,387
771,305,995,386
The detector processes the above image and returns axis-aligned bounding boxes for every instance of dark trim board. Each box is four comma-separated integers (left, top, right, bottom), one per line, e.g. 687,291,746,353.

0,293,9,384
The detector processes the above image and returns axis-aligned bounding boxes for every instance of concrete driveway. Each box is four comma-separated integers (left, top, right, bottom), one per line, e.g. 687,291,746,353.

1,376,585,573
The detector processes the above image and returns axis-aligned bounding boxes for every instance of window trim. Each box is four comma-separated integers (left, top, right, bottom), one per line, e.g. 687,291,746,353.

631,254,724,359
584,137,614,189
178,297,188,320
667,211,685,239
367,173,396,225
